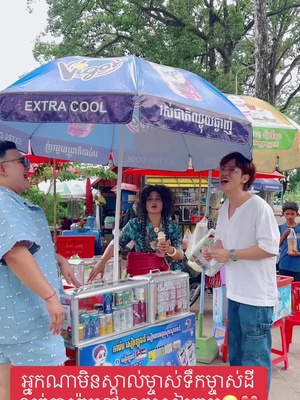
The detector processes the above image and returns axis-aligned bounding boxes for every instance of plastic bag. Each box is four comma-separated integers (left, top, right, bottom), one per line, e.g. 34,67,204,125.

185,217,208,259
95,191,106,207
183,228,192,251
186,226,224,277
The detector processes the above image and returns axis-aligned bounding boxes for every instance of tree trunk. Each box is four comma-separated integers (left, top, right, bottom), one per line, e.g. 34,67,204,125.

254,0,269,101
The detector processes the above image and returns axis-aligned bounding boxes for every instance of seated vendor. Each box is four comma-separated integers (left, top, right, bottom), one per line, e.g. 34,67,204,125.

88,184,185,281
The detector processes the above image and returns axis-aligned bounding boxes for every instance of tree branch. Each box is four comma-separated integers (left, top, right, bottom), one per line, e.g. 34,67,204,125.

276,54,300,94
244,3,300,33
280,84,300,112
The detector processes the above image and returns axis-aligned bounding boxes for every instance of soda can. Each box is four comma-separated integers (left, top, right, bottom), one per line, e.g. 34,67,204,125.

119,308,126,330
105,313,113,334
103,293,113,314
81,314,90,339
113,308,121,332
78,324,85,341
125,305,133,328
134,287,145,301
90,313,99,338
132,301,140,326
99,314,107,336
114,292,123,308
79,311,88,324
138,300,146,323
122,290,132,305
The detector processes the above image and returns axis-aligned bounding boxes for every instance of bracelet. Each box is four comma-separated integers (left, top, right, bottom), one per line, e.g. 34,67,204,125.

44,292,56,301
166,247,177,257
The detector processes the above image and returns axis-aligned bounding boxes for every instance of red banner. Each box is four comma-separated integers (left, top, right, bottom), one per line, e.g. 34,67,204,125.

11,366,267,400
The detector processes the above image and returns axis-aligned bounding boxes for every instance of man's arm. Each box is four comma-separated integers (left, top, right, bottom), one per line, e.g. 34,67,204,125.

3,242,64,334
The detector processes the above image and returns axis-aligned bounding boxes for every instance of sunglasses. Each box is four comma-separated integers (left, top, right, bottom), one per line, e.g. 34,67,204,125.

0,157,31,169
218,166,241,174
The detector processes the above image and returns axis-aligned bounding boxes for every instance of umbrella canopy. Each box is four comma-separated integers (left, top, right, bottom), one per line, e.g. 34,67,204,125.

251,178,283,192
225,94,300,172
111,183,140,193
0,56,253,280
123,167,285,179
0,56,252,171
38,179,88,199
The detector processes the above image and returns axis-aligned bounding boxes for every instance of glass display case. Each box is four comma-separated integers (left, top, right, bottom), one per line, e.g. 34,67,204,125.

130,270,190,324
60,278,149,347
60,270,190,347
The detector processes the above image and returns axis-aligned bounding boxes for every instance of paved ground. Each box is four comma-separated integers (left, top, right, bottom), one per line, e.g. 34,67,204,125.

191,291,300,400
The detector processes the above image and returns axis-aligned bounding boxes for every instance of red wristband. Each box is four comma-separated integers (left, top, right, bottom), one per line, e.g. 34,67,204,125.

44,292,56,301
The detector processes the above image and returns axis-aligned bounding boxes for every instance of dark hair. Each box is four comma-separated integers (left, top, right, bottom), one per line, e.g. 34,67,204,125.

0,140,17,158
220,152,256,191
137,185,175,252
137,184,175,218
282,201,299,213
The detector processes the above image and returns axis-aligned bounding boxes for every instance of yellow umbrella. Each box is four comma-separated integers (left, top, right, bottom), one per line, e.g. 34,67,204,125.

226,94,300,172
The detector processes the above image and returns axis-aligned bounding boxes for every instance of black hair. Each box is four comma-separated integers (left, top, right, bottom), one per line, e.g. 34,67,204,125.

0,140,17,158
137,184,175,252
282,201,299,213
220,151,256,191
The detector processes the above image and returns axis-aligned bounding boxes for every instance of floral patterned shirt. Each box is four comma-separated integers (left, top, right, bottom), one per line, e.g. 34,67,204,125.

119,218,184,271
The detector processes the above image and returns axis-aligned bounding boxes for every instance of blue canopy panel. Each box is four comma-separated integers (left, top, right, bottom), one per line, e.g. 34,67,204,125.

251,178,283,192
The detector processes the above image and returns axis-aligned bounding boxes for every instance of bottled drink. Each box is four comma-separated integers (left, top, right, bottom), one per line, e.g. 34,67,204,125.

287,228,297,252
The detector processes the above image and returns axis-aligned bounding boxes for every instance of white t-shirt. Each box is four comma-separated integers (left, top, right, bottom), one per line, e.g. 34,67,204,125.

215,195,280,307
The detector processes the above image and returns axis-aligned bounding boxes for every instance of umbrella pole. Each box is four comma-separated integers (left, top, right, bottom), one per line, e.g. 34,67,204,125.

53,159,57,249
198,173,202,219
112,126,124,281
195,169,219,363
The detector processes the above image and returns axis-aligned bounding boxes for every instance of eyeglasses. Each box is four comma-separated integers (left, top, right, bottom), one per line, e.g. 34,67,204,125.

0,157,31,169
219,165,241,174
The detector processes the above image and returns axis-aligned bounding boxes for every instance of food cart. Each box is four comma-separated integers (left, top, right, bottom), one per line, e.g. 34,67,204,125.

61,263,196,367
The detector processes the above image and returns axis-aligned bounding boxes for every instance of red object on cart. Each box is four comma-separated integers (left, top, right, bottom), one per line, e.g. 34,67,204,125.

56,236,95,258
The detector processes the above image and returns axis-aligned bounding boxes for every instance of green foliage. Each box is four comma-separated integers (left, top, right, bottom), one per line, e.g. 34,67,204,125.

30,162,117,185
21,186,66,226
29,0,299,112
286,169,300,193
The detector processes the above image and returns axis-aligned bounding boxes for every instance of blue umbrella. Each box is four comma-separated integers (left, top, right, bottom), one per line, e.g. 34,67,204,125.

251,178,283,192
0,55,253,279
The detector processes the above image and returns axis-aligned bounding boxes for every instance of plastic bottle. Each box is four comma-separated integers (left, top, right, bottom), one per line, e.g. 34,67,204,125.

287,228,297,253
86,215,95,230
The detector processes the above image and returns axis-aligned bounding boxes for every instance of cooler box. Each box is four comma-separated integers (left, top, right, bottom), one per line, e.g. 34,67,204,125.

104,216,115,229
273,275,293,322
56,236,96,258
61,228,103,255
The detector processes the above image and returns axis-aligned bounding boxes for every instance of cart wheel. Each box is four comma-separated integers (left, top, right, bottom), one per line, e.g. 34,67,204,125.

189,282,200,306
